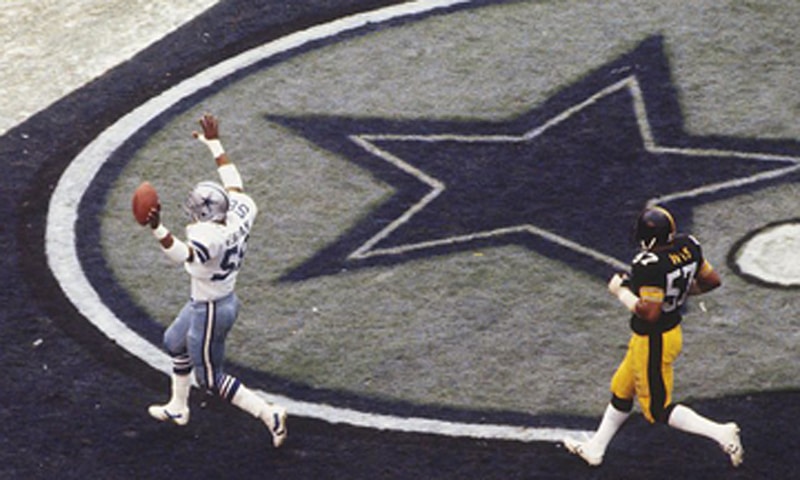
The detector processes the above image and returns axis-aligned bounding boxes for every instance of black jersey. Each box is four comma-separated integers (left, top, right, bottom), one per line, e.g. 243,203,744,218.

628,234,705,334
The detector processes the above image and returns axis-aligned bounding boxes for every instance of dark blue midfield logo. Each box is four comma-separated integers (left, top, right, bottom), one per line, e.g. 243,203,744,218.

272,36,800,281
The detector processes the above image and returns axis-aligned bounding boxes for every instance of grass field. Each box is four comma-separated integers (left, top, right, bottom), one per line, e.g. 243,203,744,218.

101,0,799,419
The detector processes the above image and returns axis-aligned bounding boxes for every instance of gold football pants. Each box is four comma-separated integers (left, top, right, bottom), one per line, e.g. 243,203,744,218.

611,325,682,423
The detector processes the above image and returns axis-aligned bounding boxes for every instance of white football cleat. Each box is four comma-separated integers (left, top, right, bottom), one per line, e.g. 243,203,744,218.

720,423,744,467
563,437,603,466
148,404,190,426
262,406,288,448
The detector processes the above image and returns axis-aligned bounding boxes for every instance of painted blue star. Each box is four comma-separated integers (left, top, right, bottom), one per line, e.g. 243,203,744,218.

271,36,800,281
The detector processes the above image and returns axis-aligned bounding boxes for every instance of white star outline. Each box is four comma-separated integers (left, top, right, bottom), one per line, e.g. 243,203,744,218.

346,75,800,271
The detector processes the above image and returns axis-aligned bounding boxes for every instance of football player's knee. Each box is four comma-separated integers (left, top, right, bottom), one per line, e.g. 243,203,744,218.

162,333,184,356
163,341,183,357
657,404,677,424
611,394,633,413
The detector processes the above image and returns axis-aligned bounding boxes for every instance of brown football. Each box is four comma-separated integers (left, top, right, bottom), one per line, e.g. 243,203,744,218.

132,181,159,225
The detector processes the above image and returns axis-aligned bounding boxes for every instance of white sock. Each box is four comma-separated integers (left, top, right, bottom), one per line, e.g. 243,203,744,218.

585,403,631,456
231,383,268,418
667,404,728,444
167,373,191,410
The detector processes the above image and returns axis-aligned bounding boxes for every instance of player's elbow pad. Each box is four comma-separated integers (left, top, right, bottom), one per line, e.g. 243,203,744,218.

218,163,243,191
162,238,191,263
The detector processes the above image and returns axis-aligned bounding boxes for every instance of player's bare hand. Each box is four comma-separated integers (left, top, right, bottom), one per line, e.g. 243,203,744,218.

146,204,161,229
607,272,629,295
192,113,219,141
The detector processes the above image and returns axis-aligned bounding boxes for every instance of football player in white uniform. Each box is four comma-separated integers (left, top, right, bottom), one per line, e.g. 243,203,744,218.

143,113,287,448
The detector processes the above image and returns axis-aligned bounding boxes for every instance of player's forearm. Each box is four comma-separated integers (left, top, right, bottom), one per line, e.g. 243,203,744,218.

608,273,660,322
608,273,637,310
689,261,722,295
152,224,192,263
689,270,722,295
615,287,639,312
197,134,244,191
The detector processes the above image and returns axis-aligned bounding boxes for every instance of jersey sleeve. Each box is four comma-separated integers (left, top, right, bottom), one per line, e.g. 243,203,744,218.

228,191,258,224
687,234,707,266
186,223,225,264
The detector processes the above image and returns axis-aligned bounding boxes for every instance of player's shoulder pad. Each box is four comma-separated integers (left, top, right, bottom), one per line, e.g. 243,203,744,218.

686,234,701,247
229,191,258,218
187,222,226,248
674,233,703,254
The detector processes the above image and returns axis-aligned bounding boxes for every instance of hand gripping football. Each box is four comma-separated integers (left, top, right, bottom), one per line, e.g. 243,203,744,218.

132,181,159,225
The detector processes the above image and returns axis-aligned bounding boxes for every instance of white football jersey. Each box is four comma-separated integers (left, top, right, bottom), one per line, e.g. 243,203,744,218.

184,191,257,301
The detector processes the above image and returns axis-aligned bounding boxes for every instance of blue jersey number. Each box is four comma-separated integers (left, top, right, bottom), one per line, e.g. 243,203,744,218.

211,237,249,281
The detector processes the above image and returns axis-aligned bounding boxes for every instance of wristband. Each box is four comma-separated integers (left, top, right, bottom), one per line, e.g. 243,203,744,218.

152,224,170,240
616,288,639,313
206,139,225,158
162,238,191,263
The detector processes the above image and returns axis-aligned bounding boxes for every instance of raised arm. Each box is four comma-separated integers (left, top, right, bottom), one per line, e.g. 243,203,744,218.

193,113,244,193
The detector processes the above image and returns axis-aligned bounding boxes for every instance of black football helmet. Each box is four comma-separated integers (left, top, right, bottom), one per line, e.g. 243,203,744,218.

635,205,676,250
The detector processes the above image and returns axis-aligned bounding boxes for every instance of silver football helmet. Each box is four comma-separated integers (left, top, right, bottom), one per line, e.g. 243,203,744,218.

184,181,230,223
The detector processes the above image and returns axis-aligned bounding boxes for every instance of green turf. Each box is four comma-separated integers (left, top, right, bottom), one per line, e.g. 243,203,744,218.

102,0,800,417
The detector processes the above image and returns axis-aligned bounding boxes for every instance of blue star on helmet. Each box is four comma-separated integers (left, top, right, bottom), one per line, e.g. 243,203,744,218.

270,36,800,282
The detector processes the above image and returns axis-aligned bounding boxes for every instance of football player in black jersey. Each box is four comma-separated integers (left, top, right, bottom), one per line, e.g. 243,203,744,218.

564,205,743,467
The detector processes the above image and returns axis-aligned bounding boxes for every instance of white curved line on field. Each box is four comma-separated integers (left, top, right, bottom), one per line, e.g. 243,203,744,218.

44,0,590,444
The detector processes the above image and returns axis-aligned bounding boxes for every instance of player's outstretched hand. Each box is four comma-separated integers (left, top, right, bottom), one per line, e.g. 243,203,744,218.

146,204,161,229
607,272,629,295
193,113,219,141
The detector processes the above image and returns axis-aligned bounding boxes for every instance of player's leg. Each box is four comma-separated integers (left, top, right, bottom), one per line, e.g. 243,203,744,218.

564,335,635,466
189,294,288,447
148,302,194,425
650,324,682,423
658,327,743,466
666,404,743,466
647,327,743,466
564,396,632,466
637,327,674,424
220,374,288,448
